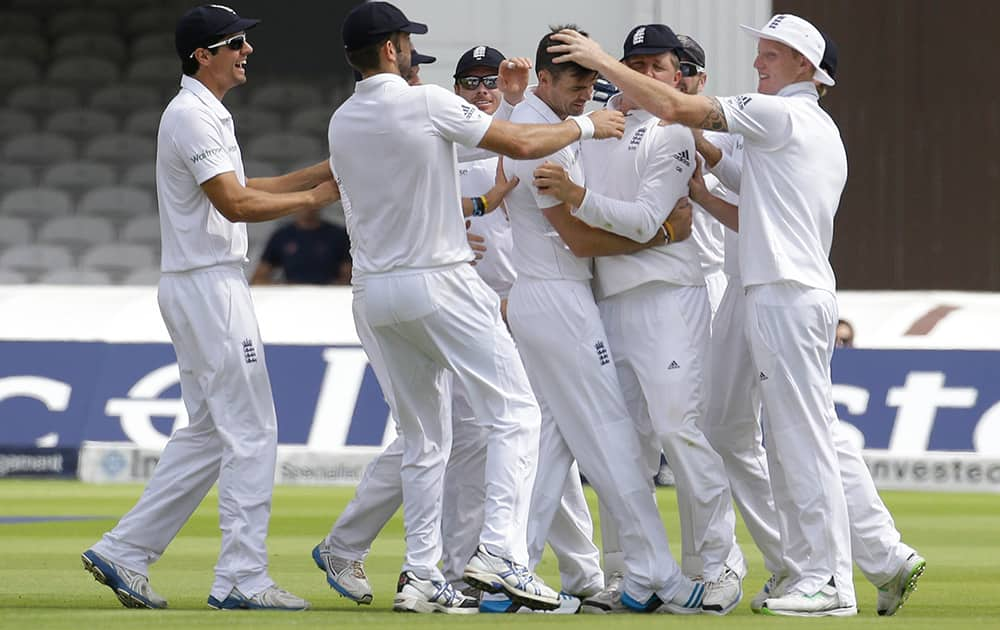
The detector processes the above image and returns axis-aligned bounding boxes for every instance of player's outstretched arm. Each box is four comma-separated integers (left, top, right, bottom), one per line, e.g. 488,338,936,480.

547,29,727,131
247,159,333,194
478,109,625,160
202,172,340,223
542,202,671,258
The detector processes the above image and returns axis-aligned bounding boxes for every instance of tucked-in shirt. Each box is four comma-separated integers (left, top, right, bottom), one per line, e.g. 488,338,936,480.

505,92,591,281
156,74,248,273
575,96,702,299
720,82,847,293
328,73,492,276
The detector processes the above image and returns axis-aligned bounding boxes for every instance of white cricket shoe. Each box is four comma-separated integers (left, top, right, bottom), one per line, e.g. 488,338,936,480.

82,549,167,609
207,585,310,610
877,553,926,616
762,581,857,617
312,541,373,604
702,566,743,615
750,573,785,613
392,571,478,614
580,571,627,614
463,544,560,611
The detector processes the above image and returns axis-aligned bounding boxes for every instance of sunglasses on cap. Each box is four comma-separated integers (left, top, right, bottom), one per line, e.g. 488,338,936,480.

190,33,247,58
679,62,704,77
457,75,499,90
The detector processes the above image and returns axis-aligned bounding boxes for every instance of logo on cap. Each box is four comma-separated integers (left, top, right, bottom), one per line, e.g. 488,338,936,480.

208,4,236,14
632,27,646,45
767,15,786,30
473,45,486,60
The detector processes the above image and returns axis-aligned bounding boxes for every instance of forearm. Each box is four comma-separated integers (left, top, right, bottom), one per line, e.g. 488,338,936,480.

574,189,667,242
248,160,332,194
695,194,739,232
546,205,664,257
694,132,723,168
480,118,582,160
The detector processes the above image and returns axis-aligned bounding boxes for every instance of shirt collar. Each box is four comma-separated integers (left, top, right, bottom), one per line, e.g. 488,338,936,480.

777,81,820,100
179,75,232,121
522,91,562,125
355,72,409,92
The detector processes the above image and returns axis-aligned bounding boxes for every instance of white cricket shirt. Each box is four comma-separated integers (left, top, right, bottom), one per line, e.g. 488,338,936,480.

720,82,847,293
156,74,248,273
328,74,492,276
505,92,591,281
574,98,702,300
459,155,516,298
703,131,744,278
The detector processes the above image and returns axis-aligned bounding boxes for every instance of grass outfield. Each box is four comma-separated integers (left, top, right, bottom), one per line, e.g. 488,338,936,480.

1,480,998,629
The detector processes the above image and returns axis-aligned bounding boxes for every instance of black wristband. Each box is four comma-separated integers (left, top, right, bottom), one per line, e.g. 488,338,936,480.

471,196,486,217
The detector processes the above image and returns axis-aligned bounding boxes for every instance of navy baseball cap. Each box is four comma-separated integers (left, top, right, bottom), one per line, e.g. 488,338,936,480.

342,1,427,52
175,4,260,61
454,45,505,77
676,34,706,68
820,30,838,80
622,24,682,59
411,49,436,66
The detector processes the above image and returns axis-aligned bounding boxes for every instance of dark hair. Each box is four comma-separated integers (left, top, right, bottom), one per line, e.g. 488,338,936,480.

535,24,596,81
182,45,220,76
346,31,403,73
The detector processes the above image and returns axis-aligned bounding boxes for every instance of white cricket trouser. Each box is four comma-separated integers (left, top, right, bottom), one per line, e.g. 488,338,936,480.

92,265,278,600
702,276,785,575
705,277,914,588
745,282,854,605
361,263,540,581
509,277,686,602
704,267,729,318
597,283,743,582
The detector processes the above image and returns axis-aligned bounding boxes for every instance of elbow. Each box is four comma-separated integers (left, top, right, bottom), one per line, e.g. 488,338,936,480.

215,201,245,223
567,241,596,258
505,137,535,160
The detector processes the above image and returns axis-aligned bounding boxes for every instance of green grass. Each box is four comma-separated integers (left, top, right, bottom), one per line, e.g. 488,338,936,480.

1,480,998,629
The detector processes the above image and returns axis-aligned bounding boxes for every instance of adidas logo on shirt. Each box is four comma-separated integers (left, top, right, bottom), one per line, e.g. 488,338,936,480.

759,371,769,381
460,104,477,120
671,149,691,166
736,95,753,110
667,360,680,370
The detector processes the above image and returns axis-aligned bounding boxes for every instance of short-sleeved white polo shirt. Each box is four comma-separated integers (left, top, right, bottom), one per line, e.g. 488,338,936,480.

719,82,847,293
156,75,248,273
505,92,591,281
328,74,492,276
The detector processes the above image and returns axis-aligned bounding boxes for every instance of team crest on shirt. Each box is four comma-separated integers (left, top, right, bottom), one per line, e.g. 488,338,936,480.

242,338,258,364
627,127,646,150
460,104,477,120
595,341,611,366
671,149,691,166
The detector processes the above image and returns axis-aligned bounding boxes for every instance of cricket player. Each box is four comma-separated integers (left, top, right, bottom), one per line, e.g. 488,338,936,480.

690,30,925,617
327,2,625,614
505,24,705,615
82,4,338,611
547,13,859,617
532,24,745,615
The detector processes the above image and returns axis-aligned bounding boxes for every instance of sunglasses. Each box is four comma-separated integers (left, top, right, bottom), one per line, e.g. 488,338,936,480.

679,62,704,78
457,75,499,90
190,33,247,58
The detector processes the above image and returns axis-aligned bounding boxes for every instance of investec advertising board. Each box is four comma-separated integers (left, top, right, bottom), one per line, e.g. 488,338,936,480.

1,286,999,491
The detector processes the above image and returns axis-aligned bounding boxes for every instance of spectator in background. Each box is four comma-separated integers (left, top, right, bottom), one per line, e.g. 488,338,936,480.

252,208,351,285
836,318,854,347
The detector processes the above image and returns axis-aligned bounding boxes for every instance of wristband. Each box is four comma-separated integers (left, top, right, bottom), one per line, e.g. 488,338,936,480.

479,195,489,212
569,114,595,140
471,196,486,217
662,221,675,244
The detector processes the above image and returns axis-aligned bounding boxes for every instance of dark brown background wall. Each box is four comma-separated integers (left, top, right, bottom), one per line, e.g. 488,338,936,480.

774,0,1000,290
